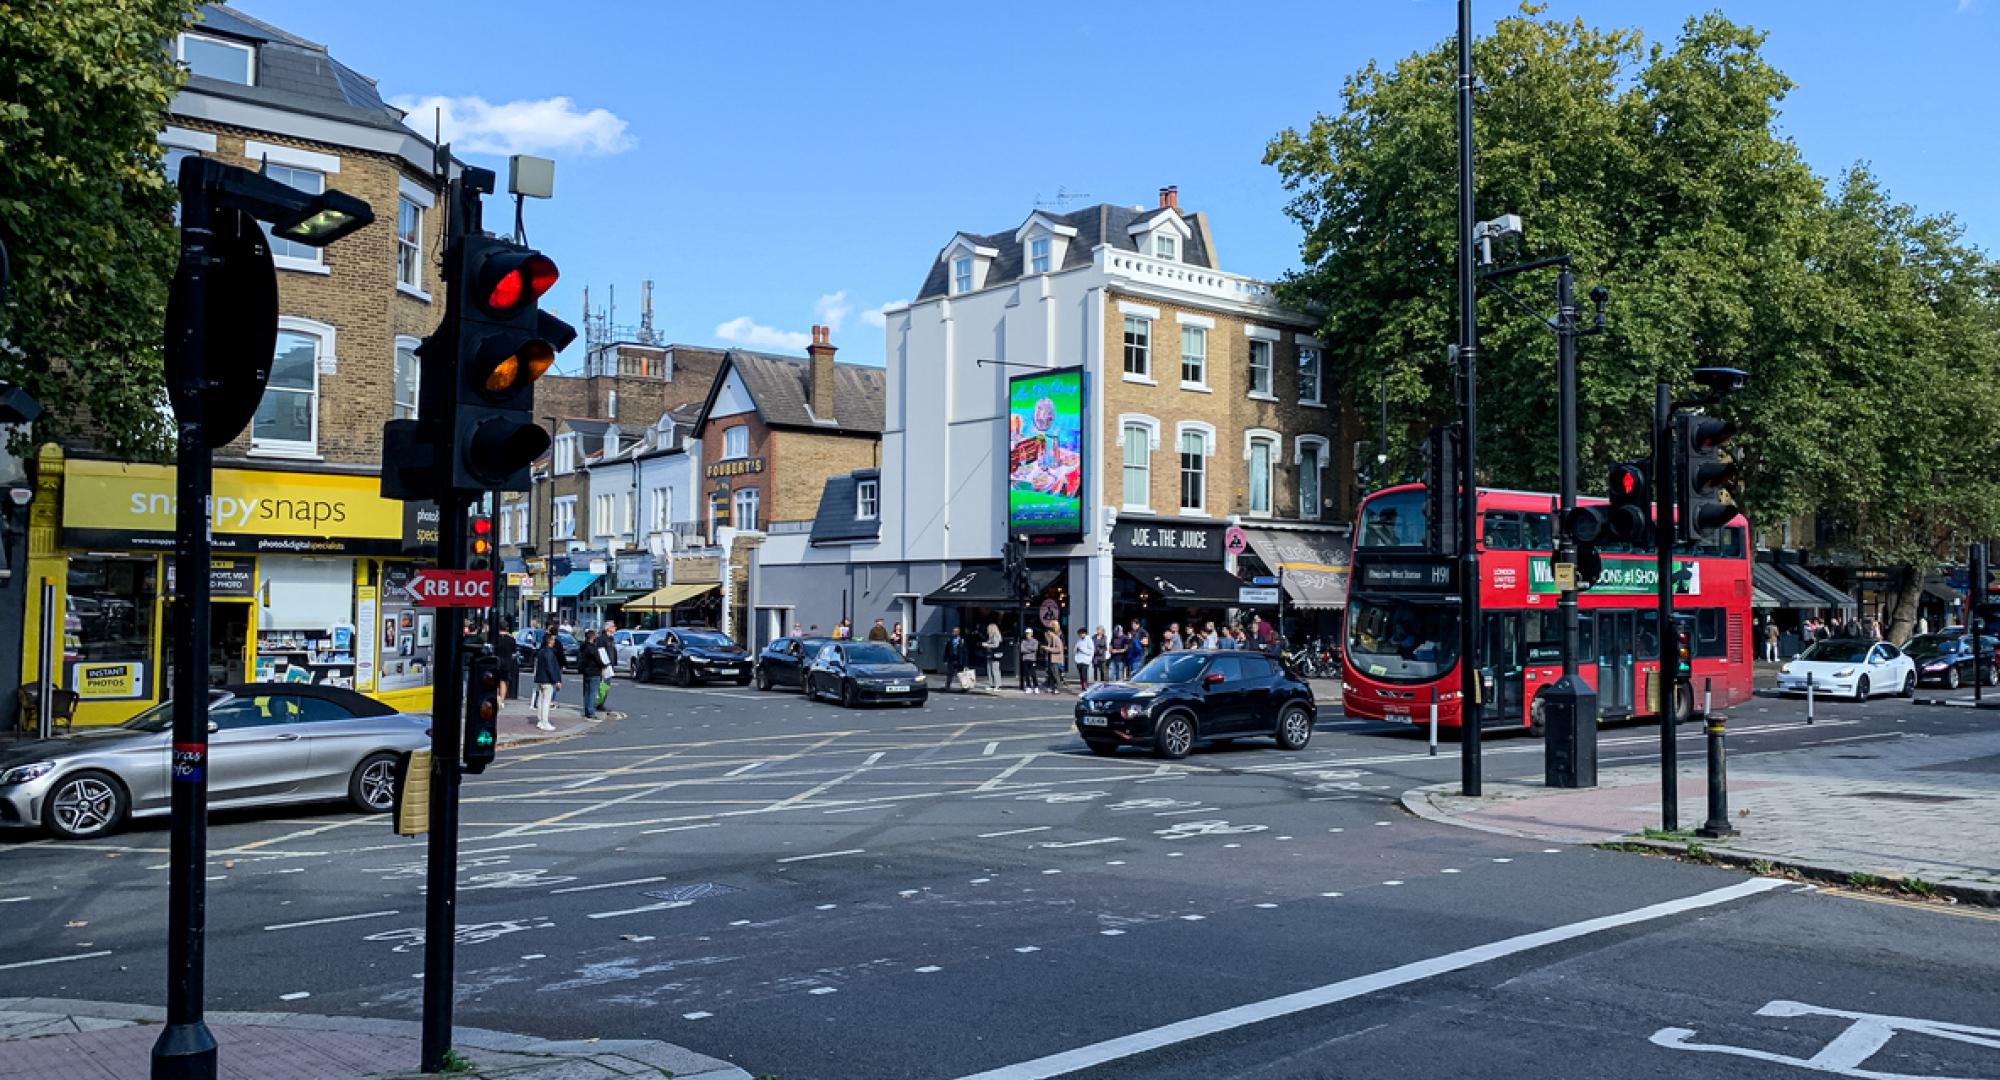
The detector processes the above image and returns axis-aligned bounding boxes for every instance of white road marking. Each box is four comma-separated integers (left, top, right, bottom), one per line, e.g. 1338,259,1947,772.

1320,892,1343,898
1542,848,1562,854
1152,807,1213,817
950,878,1791,1080
863,752,886,766
1493,858,1512,863
521,953,547,960
459,843,539,856
280,992,310,1001
725,762,764,777
1041,869,1062,875
1653,999,2000,1074
1382,880,1404,886
0,896,31,903
983,741,1000,756
824,804,892,814
1036,838,1121,849
915,965,943,973
978,826,1052,839
562,775,609,790
777,848,866,863
1100,929,1125,936
810,987,838,995
0,950,113,971
263,910,400,932
683,1011,713,1020
587,900,693,920
976,754,1040,792
640,822,722,836
816,904,839,910
1255,903,1278,909
1180,914,1204,921
548,876,670,894
1015,946,1041,954
1441,869,1461,874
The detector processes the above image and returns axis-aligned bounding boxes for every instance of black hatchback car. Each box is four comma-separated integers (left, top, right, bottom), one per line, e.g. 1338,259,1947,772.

803,641,928,707
634,628,752,686
1074,650,1316,759
755,636,833,691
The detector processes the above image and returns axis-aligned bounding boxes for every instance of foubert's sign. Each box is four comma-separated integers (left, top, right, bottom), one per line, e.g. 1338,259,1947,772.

705,458,765,478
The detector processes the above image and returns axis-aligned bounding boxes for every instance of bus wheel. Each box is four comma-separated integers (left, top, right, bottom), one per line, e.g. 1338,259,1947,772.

1528,693,1547,738
1673,683,1695,725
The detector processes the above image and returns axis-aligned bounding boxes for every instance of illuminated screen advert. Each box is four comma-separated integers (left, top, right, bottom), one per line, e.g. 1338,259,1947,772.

1007,368,1084,536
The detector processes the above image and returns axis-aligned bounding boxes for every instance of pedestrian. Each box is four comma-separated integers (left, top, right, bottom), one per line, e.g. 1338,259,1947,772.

532,623,563,731
493,619,518,708
867,618,890,642
984,623,1003,689
593,629,617,719
1128,620,1148,673
578,629,606,722
1073,628,1096,691
1019,631,1040,693
945,627,968,692
807,624,821,637
1762,619,1780,662
1042,627,1065,692
1204,622,1220,649
833,618,851,640
1108,625,1129,681
1091,626,1109,682
1163,623,1182,653
891,622,907,655
1917,614,1930,636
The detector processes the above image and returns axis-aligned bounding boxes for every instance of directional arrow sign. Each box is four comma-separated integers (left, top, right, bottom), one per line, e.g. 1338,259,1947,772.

408,568,494,608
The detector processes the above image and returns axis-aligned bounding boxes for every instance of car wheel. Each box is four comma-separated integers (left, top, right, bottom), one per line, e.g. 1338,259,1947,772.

1903,672,1916,698
1275,704,1313,751
841,680,859,709
45,770,127,841
1948,666,1962,690
1985,665,1997,688
1528,692,1548,737
756,667,772,691
1153,712,1195,760
674,661,693,688
1853,676,1870,702
349,752,401,814
636,657,652,683
1085,740,1118,757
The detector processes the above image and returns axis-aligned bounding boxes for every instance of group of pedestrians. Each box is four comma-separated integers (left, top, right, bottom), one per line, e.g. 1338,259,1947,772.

929,615,1283,696
475,617,627,732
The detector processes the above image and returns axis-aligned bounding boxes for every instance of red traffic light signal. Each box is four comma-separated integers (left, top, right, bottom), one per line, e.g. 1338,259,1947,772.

479,252,558,312
1604,459,1653,544
452,235,575,493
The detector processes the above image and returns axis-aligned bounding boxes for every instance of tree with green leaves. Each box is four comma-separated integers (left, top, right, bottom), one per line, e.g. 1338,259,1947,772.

1266,3,2000,641
0,0,200,461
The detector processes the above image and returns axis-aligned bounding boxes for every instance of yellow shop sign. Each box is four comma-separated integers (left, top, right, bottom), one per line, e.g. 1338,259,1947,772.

63,459,412,556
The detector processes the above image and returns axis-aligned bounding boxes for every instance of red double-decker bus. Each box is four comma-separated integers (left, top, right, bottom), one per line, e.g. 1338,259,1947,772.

1341,483,1754,731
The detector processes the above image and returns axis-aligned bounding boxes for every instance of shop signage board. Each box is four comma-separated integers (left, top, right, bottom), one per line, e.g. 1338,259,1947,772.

165,557,254,597
1238,587,1281,605
408,569,495,607
705,457,765,478
1113,520,1224,563
1006,368,1085,537
1224,526,1249,555
67,661,147,700
62,459,410,555
615,554,654,591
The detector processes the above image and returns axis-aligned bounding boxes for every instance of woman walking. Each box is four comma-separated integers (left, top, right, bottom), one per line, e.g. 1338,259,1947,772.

1073,628,1096,692
1042,626,1065,692
985,623,1004,689
532,623,563,731
1019,631,1040,693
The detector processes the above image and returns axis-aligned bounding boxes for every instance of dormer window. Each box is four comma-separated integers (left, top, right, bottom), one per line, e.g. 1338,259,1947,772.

1012,213,1077,282
177,32,254,85
1029,237,1051,274
953,256,973,294
1130,207,1192,265
942,234,1001,295
1154,233,1178,261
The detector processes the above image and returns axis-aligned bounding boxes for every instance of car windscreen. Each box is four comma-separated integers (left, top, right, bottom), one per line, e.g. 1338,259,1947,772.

679,631,734,649
1903,636,1961,660
845,644,903,665
1799,641,1871,663
118,699,179,732
1129,654,1209,684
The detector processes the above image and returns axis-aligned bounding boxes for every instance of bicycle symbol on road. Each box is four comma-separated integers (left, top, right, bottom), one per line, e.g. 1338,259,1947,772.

1651,999,2000,1078
1107,798,1200,811
364,917,555,954
460,867,577,891
1153,819,1267,840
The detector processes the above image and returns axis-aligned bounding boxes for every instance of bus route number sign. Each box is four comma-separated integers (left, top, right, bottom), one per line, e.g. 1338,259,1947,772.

1358,558,1457,593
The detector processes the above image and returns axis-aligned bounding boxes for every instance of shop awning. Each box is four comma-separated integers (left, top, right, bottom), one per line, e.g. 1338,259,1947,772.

550,571,602,598
1751,584,1784,609
923,565,1061,606
1923,579,1962,605
1118,561,1251,606
624,582,719,611
1241,529,1351,610
1752,563,1819,609
1776,563,1855,610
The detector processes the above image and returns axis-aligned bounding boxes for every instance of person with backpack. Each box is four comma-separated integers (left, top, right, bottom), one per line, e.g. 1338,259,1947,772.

532,623,563,731
578,629,606,722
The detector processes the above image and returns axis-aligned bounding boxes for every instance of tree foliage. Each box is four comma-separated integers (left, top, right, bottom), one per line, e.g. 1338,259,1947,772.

1265,4,2000,606
0,0,199,460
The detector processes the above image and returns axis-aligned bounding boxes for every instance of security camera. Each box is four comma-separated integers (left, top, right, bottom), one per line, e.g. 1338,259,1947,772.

1690,367,1748,395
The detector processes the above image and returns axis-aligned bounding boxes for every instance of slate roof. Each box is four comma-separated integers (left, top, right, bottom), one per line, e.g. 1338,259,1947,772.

722,351,885,435
914,203,1215,301
811,469,882,545
184,4,423,138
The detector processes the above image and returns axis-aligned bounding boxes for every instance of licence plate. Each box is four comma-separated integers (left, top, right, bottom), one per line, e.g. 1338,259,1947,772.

1080,716,1108,726
716,667,738,675
885,684,911,694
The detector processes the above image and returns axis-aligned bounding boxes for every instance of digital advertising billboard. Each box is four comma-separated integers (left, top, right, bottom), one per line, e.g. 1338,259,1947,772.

1006,368,1085,537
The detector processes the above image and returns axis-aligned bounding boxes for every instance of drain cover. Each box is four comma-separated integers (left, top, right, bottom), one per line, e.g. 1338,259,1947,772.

641,882,742,903
1835,791,1968,804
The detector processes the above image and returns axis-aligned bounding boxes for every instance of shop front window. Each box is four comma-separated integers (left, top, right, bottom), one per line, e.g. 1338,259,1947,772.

65,557,157,701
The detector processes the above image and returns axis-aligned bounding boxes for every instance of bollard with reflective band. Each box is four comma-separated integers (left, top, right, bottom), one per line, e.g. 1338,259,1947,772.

1696,713,1735,838
1428,687,1439,757
1806,672,1815,725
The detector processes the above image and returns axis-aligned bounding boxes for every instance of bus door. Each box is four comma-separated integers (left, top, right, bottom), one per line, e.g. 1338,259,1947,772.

1481,613,1526,725
1596,611,1635,715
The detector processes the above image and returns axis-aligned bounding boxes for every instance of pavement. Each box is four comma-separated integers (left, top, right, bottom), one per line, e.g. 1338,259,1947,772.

0,997,749,1079
1405,716,2000,902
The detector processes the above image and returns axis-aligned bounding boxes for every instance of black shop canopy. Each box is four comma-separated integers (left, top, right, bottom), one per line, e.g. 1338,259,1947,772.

1118,561,1253,606
924,564,1062,606
1751,563,1818,609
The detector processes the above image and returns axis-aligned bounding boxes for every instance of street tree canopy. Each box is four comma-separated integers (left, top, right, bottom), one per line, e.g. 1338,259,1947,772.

0,0,199,460
1266,4,2000,637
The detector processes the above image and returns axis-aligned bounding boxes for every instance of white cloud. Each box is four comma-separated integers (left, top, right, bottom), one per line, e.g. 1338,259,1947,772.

863,299,911,329
714,316,810,351
391,94,634,157
813,291,852,332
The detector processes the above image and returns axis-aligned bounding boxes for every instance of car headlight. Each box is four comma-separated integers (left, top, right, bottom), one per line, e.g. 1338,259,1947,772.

690,656,711,664
1833,667,1857,678
1,760,56,785
1925,662,1948,671
1121,703,1151,719
1131,688,1161,699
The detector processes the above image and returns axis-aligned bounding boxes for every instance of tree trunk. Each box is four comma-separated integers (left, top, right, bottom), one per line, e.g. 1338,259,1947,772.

1885,565,1925,644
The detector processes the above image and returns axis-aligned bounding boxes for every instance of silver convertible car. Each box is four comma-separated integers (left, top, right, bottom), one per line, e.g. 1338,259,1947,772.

0,684,430,840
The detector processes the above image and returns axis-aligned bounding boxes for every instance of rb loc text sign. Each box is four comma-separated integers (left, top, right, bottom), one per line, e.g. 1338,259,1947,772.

408,569,494,608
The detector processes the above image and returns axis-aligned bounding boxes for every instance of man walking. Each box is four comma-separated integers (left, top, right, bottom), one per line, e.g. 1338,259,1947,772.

578,629,606,722
868,618,891,642
493,620,518,710
1128,620,1148,674
1018,631,1040,693
1073,628,1097,692
1762,619,1780,662
1108,625,1129,681
984,623,1004,689
945,627,968,692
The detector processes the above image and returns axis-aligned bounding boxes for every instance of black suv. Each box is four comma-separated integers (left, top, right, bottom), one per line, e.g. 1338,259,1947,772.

634,628,752,686
1074,650,1316,759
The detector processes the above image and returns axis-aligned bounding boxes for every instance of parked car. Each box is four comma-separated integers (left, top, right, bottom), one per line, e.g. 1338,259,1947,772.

0,685,430,841
610,629,647,673
802,641,928,707
1901,633,2000,690
756,636,833,691
1774,639,1917,700
517,627,580,671
635,628,752,686
1074,650,1317,759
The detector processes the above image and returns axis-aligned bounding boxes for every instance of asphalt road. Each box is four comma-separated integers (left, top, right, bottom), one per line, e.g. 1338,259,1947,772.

3,679,1997,1080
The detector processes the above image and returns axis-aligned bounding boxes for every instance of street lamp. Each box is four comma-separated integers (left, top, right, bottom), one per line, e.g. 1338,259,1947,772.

155,155,372,1080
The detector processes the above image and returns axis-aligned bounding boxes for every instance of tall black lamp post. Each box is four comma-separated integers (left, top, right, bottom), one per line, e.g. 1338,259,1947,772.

154,155,370,1080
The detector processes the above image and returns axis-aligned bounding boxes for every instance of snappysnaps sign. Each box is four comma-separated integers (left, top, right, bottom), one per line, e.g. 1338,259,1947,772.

63,459,409,555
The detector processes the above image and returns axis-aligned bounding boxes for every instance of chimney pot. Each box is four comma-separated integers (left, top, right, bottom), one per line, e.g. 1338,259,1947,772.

1161,185,1178,210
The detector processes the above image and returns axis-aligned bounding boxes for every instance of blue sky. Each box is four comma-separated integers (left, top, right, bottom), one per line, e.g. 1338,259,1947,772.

237,0,1996,371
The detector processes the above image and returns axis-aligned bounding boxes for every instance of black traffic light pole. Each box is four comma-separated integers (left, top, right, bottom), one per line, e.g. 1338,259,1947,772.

1455,0,1482,796
1654,382,1678,831
1972,544,1986,705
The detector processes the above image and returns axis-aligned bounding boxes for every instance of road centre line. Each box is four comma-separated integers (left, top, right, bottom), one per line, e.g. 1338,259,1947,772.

263,910,400,931
0,950,114,971
549,876,670,894
777,848,866,863
950,877,1792,1080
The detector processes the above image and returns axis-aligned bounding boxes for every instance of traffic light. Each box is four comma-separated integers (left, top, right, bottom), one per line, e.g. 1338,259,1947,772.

1003,535,1030,600
1676,413,1739,543
1672,616,1693,676
468,514,493,572
463,654,500,774
1604,459,1652,545
1423,424,1461,557
450,235,576,493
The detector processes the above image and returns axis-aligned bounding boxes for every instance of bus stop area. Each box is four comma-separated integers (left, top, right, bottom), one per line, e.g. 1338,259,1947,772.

1402,725,2000,906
